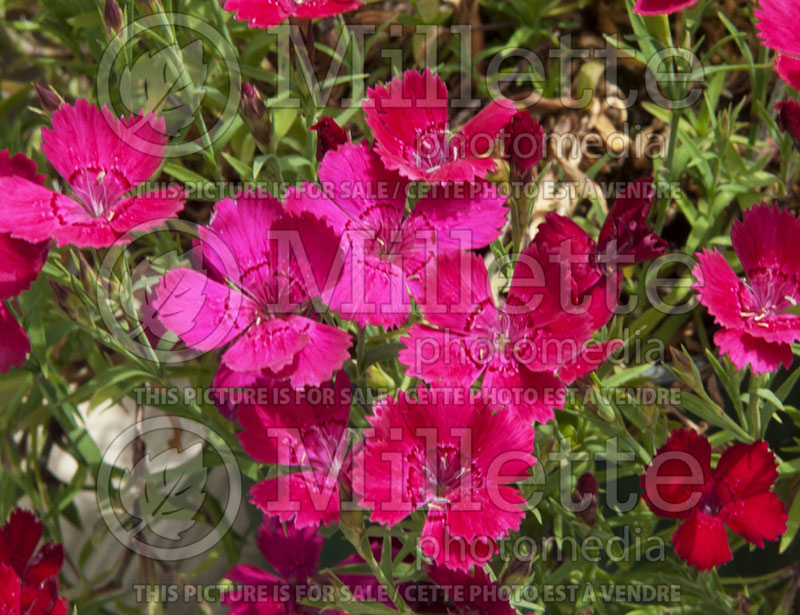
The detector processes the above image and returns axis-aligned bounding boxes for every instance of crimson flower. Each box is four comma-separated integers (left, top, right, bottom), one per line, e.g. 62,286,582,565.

353,386,535,571
0,151,50,374
0,100,184,248
285,142,507,328
153,193,351,387
364,69,517,184
641,430,787,570
692,204,800,374
237,375,351,528
224,0,363,29
224,518,334,615
0,509,68,615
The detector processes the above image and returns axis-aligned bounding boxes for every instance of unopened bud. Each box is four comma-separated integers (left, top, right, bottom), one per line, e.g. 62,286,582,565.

104,0,123,35
572,472,599,526
777,99,800,151
310,117,350,162
240,83,271,152
33,84,64,115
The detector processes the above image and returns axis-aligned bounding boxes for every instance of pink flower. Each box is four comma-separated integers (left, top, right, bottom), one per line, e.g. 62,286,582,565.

641,430,787,570
364,69,517,184
0,100,184,248
755,0,800,89
633,0,698,15
152,193,351,387
0,509,68,615
310,117,350,162
286,142,507,328
0,150,50,374
224,518,328,615
237,375,351,528
399,249,611,425
692,203,800,374
353,386,535,571
777,99,800,149
224,0,363,29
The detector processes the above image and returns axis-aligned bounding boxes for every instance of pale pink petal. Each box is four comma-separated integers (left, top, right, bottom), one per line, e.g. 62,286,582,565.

0,303,30,374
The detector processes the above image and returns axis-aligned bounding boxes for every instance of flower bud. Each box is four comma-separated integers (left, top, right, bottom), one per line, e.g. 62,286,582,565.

33,84,64,115
104,0,123,35
572,472,599,526
777,99,800,151
503,110,545,175
240,83,271,152
310,117,350,162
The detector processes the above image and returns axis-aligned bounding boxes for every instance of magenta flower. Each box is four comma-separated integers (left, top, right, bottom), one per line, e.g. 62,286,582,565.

353,386,535,571
364,69,517,184
0,100,184,248
286,142,507,328
237,375,351,528
224,518,329,615
0,151,50,374
153,193,351,387
692,203,800,374
641,430,787,571
633,0,698,15
756,0,800,89
399,249,611,425
224,0,362,29
425,566,516,615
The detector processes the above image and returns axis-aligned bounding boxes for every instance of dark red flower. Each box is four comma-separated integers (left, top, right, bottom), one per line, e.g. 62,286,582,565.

777,99,800,150
310,117,350,162
641,430,787,570
0,509,68,615
503,110,544,174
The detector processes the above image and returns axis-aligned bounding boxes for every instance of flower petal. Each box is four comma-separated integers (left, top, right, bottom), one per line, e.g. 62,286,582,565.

672,511,732,571
0,304,30,374
720,491,787,548
714,328,793,374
